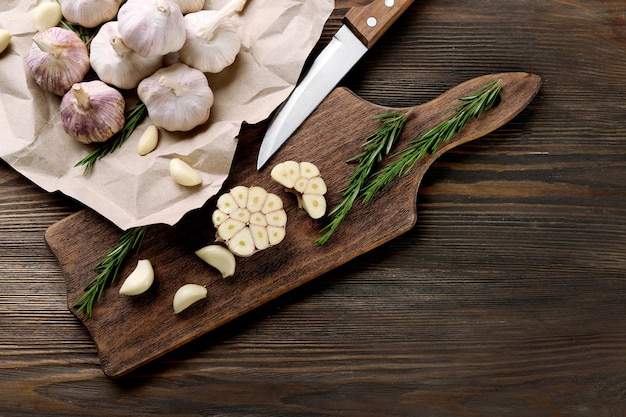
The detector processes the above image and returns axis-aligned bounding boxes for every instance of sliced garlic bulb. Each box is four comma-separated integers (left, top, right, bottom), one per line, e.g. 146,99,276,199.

271,161,328,219
27,27,90,96
60,81,126,144
32,2,63,31
59,0,123,28
118,0,186,58
173,0,205,14
179,1,244,74
212,186,287,257
137,63,214,132
90,22,163,90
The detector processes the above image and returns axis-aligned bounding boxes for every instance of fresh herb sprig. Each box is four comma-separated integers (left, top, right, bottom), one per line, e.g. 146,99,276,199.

315,112,408,245
74,226,148,317
60,19,98,47
75,102,148,175
361,79,503,203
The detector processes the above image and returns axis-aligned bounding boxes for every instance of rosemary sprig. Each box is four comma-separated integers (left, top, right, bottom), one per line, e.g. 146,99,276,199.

74,226,148,317
315,112,408,245
75,102,148,175
361,79,503,203
60,19,99,47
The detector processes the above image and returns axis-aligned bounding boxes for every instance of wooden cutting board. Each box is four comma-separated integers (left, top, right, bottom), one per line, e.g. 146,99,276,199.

45,72,541,378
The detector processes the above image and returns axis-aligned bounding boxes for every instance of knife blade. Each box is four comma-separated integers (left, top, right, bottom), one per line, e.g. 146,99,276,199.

256,0,414,170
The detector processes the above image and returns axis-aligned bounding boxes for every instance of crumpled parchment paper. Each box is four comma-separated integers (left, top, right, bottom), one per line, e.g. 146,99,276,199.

0,0,334,230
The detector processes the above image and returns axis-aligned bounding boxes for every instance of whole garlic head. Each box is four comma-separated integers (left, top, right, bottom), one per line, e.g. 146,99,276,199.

90,22,163,90
117,0,186,58
60,80,126,144
59,0,123,29
137,63,214,132
27,27,90,96
172,0,205,14
179,0,246,73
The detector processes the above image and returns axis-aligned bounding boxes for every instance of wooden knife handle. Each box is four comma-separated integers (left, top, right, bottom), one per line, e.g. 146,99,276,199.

344,0,414,48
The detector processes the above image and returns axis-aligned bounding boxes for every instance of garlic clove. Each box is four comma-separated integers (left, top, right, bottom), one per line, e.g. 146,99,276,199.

229,185,249,208
173,283,207,314
261,193,284,214
249,225,270,251
90,22,164,90
249,211,267,227
211,209,229,226
231,207,251,224
27,27,90,96
270,160,300,189
303,177,328,196
301,194,327,220
119,259,155,296
266,225,286,246
216,192,238,214
59,0,123,29
246,186,268,213
169,158,202,186
60,81,125,144
138,125,159,156
195,245,236,278
137,63,214,132
228,227,255,257
0,29,11,55
217,218,246,241
299,161,320,179
32,2,63,32
118,0,186,58
266,209,287,228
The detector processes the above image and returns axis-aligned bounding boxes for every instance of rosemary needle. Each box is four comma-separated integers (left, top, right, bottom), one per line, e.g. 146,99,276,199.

316,112,408,245
361,79,503,203
74,226,148,317
75,102,148,175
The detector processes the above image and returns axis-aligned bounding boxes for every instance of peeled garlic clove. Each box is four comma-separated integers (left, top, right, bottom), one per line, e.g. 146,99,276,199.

27,27,90,96
172,0,205,14
90,22,163,90
270,161,300,189
299,161,320,179
138,125,159,156
169,158,202,186
32,2,63,31
179,9,241,73
60,81,125,144
59,0,123,28
304,177,328,195
173,283,207,314
229,185,249,208
0,30,11,55
119,259,154,296
195,245,236,278
212,186,287,257
301,194,327,220
118,0,186,58
138,63,214,132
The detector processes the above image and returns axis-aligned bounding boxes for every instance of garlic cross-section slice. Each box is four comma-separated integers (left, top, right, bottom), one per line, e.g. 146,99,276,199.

270,161,327,219
212,186,287,257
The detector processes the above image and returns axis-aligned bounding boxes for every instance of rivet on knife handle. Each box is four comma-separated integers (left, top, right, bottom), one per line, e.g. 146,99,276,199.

344,0,415,48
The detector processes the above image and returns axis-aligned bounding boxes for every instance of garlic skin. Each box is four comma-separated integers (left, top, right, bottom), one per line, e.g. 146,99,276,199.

60,81,126,144
32,2,63,31
27,27,90,96
137,63,214,132
173,0,205,14
59,0,123,29
90,22,163,90
179,0,246,73
118,0,186,58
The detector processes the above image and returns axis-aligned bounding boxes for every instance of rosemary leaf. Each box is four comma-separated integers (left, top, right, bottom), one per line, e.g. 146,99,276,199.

315,112,408,245
74,226,148,317
361,79,503,203
75,102,148,175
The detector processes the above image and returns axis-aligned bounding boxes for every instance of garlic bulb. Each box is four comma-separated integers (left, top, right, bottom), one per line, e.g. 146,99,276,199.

117,0,186,58
90,22,163,90
173,0,205,14
179,0,246,73
27,27,90,96
60,81,126,144
58,0,123,29
137,63,214,132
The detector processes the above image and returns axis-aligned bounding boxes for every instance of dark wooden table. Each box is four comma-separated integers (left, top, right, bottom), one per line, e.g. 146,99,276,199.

1,0,625,415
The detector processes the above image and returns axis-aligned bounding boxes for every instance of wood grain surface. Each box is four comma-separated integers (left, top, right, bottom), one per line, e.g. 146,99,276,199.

45,72,540,378
1,0,625,415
